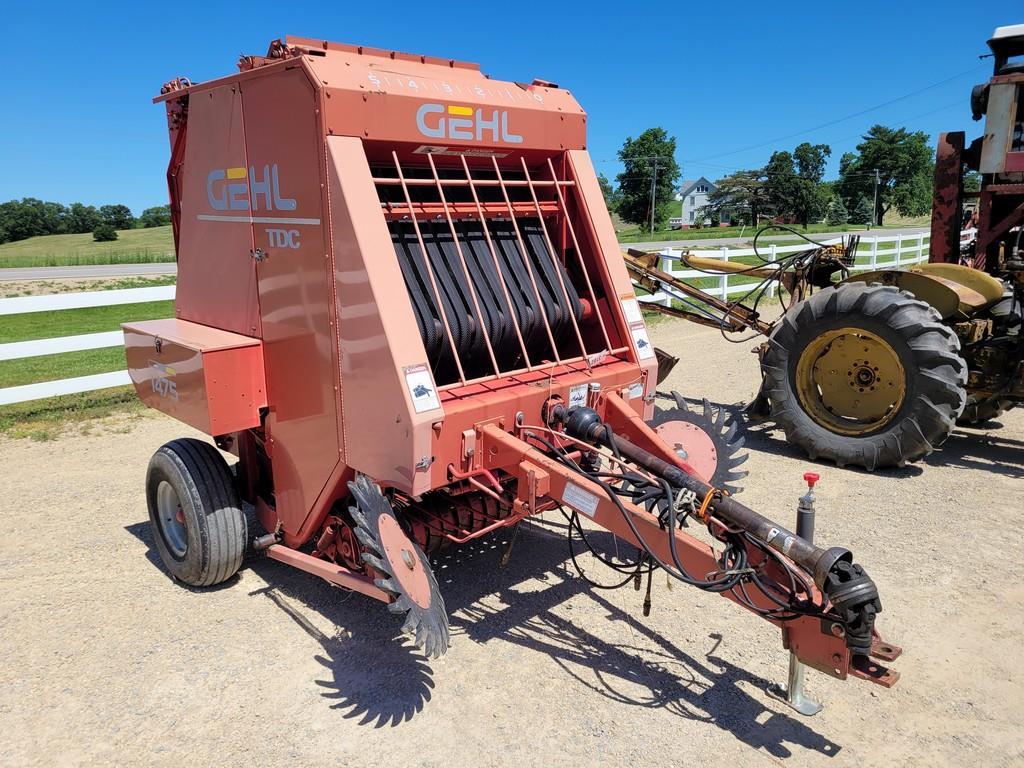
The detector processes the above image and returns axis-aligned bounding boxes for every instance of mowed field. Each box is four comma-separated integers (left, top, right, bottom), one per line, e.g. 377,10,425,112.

0,226,174,268
0,315,1020,768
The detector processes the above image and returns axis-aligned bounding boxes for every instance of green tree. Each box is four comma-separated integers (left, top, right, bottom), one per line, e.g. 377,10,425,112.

139,204,172,228
0,198,51,241
99,204,135,230
765,151,799,221
964,171,981,193
849,197,873,225
615,128,681,230
825,196,849,226
792,142,832,227
66,203,101,234
836,125,933,225
93,222,118,242
596,173,619,212
702,168,769,226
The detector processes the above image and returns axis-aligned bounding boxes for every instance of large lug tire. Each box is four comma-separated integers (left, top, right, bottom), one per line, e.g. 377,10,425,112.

957,396,1015,426
761,283,967,470
146,438,248,587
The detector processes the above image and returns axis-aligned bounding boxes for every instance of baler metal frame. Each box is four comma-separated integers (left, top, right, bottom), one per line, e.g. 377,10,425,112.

124,36,900,701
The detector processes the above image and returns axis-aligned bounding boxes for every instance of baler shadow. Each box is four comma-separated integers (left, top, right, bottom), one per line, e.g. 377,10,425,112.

123,520,241,592
247,515,840,757
451,523,840,759
247,579,435,727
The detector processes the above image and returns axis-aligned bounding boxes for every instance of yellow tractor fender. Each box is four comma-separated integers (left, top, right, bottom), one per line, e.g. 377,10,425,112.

840,264,1003,320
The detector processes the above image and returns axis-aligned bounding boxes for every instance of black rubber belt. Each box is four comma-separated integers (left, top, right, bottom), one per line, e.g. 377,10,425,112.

391,217,584,384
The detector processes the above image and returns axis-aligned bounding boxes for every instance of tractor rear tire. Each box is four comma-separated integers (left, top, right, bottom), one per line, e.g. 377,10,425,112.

146,438,247,587
761,283,967,470
957,396,1015,426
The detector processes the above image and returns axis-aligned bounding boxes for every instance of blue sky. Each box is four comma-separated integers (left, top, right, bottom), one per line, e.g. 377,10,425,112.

0,2,1011,213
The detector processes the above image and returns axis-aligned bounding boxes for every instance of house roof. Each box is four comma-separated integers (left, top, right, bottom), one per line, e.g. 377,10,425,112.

679,176,716,197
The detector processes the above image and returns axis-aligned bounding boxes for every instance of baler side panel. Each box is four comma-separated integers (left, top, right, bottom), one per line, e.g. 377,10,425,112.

567,149,657,419
242,68,342,537
326,135,439,496
174,84,262,337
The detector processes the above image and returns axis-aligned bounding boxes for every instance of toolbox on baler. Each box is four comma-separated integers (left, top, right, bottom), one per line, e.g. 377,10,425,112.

126,36,900,692
123,318,266,435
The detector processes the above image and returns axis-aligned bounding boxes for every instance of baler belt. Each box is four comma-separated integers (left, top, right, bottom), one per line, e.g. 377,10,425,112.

391,217,583,384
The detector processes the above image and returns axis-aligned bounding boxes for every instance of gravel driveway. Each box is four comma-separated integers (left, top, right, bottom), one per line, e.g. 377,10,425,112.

1,316,1021,767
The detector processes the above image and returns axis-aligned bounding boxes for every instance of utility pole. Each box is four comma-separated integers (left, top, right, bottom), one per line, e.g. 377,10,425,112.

871,168,881,230
649,157,659,236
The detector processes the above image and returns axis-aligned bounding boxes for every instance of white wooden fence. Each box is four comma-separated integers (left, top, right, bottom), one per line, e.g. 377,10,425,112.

0,285,175,406
0,230,941,406
636,231,933,306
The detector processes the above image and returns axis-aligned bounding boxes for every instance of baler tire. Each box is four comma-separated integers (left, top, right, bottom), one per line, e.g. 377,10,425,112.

146,438,247,587
761,283,967,470
957,396,1015,426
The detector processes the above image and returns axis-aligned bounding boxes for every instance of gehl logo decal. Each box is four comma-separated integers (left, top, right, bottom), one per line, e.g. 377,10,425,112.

416,103,523,144
207,165,297,211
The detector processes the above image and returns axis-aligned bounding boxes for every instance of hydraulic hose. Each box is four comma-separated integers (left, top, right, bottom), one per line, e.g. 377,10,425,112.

554,404,882,656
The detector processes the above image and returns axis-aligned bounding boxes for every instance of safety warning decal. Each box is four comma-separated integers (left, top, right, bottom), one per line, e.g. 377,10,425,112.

563,482,599,517
620,296,644,325
404,364,442,413
630,326,656,360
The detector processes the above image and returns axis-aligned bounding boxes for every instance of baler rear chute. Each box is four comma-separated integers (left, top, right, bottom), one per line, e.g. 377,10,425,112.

124,37,899,700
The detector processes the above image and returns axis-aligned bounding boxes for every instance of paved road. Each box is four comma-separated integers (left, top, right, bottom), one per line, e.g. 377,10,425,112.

622,226,928,251
0,262,178,281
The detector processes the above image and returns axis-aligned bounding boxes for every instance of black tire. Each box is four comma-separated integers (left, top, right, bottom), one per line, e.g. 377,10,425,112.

761,283,967,469
957,396,1015,426
146,438,247,586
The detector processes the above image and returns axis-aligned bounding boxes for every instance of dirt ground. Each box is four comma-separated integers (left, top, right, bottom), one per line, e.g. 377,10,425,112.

2,316,1022,768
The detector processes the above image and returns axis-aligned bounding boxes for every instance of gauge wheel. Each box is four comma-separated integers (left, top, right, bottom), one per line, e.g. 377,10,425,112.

146,438,247,586
761,283,967,469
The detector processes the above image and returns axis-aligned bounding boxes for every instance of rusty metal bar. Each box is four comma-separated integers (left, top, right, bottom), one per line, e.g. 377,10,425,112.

373,176,575,188
392,151,467,384
490,155,562,365
427,152,501,377
380,201,559,220
266,545,391,602
546,157,613,352
438,345,632,391
460,155,533,370
520,157,589,363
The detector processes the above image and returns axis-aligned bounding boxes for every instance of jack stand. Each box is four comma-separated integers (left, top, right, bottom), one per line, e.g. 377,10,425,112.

767,472,824,716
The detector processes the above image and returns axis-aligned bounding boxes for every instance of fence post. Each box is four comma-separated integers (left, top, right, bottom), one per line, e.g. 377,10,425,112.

869,237,878,270
659,249,674,307
917,233,925,264
769,243,778,297
720,246,729,300
894,234,902,268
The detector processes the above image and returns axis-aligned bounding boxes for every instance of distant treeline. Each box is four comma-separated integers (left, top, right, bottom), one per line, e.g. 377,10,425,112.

0,199,171,244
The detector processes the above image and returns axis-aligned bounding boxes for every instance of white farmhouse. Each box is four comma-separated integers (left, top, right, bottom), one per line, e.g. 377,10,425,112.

675,177,716,227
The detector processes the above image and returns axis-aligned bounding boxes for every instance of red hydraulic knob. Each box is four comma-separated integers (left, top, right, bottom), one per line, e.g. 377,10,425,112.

803,472,820,488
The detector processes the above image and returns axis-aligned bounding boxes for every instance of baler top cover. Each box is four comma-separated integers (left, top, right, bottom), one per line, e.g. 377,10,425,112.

158,36,587,153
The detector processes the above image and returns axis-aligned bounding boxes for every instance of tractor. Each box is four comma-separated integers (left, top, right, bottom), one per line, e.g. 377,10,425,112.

632,24,1024,471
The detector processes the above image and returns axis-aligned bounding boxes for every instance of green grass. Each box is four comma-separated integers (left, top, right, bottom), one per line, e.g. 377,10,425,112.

0,226,175,268
0,300,174,343
0,298,174,437
0,347,127,388
0,387,146,441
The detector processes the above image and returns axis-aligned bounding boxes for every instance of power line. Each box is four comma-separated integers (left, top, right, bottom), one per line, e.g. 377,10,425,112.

688,64,985,162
